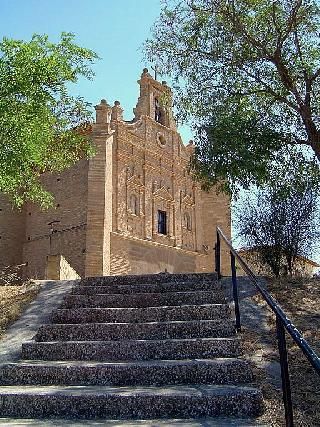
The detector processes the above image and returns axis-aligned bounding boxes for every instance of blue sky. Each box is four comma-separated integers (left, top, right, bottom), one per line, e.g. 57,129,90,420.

0,0,192,141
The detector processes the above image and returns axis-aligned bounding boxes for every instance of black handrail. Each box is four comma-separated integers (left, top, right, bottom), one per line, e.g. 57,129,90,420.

215,227,320,427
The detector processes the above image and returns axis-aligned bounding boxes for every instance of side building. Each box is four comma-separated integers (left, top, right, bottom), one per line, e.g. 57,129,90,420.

0,69,231,279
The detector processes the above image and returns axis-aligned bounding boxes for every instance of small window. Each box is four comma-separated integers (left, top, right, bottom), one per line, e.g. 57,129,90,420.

130,194,139,215
155,97,162,123
184,213,192,231
158,210,167,235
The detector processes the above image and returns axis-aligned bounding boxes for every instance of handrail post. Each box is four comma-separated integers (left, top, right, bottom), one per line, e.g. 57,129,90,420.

215,231,221,279
276,316,294,427
230,252,241,332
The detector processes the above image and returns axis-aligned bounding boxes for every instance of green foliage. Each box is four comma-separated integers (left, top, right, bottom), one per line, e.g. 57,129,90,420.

145,0,320,190
191,109,287,192
0,33,98,208
235,160,320,276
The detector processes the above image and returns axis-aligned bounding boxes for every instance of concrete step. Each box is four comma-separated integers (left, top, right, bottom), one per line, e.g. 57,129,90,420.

0,384,263,419
0,417,268,426
35,320,235,342
0,358,253,386
61,290,226,309
71,281,221,295
22,337,240,361
51,304,231,324
81,273,217,287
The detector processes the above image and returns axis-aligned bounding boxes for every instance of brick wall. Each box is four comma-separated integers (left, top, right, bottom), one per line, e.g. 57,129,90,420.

199,190,231,276
45,255,81,280
110,232,212,275
0,195,25,269
23,159,89,278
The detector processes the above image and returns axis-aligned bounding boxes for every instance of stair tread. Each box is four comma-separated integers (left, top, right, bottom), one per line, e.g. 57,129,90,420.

80,280,216,286
81,273,217,285
65,290,224,298
24,337,239,345
51,304,231,323
0,417,267,426
62,292,226,309
74,279,220,287
3,358,246,367
54,303,229,311
36,319,235,342
73,282,220,290
42,319,233,327
0,384,260,396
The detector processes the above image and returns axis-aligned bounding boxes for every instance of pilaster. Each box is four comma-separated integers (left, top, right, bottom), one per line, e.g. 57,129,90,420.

85,100,114,277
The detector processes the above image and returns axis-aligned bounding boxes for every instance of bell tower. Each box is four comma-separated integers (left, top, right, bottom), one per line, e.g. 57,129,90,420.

133,68,177,131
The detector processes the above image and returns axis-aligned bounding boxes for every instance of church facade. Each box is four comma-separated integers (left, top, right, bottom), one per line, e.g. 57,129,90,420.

0,69,231,279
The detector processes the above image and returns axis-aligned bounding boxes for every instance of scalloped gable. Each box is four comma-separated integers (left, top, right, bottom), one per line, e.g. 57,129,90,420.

153,186,173,201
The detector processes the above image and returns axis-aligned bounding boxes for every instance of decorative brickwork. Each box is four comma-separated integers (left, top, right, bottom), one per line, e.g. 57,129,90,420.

0,70,231,278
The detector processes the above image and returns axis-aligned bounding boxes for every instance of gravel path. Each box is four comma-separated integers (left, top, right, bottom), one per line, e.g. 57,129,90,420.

0,280,78,364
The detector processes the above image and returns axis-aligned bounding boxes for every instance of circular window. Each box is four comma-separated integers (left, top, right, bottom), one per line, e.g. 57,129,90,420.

157,133,166,147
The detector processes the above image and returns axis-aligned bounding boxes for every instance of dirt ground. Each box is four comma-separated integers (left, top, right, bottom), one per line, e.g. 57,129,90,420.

0,282,40,339
243,277,320,427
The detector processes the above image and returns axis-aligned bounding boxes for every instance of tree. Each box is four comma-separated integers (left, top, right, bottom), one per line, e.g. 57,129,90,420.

0,33,98,208
145,0,320,190
235,161,320,277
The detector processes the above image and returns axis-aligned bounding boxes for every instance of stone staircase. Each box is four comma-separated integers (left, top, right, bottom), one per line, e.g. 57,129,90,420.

0,272,263,423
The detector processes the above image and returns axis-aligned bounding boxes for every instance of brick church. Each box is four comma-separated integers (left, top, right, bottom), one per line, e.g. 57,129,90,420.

0,69,230,279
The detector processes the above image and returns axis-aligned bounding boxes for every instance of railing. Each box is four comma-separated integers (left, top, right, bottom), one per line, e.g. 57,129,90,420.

214,227,320,427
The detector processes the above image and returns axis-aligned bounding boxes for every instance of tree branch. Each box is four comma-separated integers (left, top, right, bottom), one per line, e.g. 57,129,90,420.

293,30,308,79
281,0,303,44
215,1,274,60
242,66,299,112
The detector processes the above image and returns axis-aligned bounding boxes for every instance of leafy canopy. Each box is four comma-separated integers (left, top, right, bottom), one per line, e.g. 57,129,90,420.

0,33,98,208
145,0,320,191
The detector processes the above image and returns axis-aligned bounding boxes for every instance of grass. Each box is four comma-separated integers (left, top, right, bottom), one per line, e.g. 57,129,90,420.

243,277,320,426
0,281,40,339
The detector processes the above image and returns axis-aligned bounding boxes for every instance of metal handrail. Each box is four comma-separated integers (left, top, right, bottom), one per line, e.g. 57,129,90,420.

215,226,320,427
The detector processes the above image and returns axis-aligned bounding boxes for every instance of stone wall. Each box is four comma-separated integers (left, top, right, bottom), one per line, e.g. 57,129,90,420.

109,232,212,276
45,255,81,280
